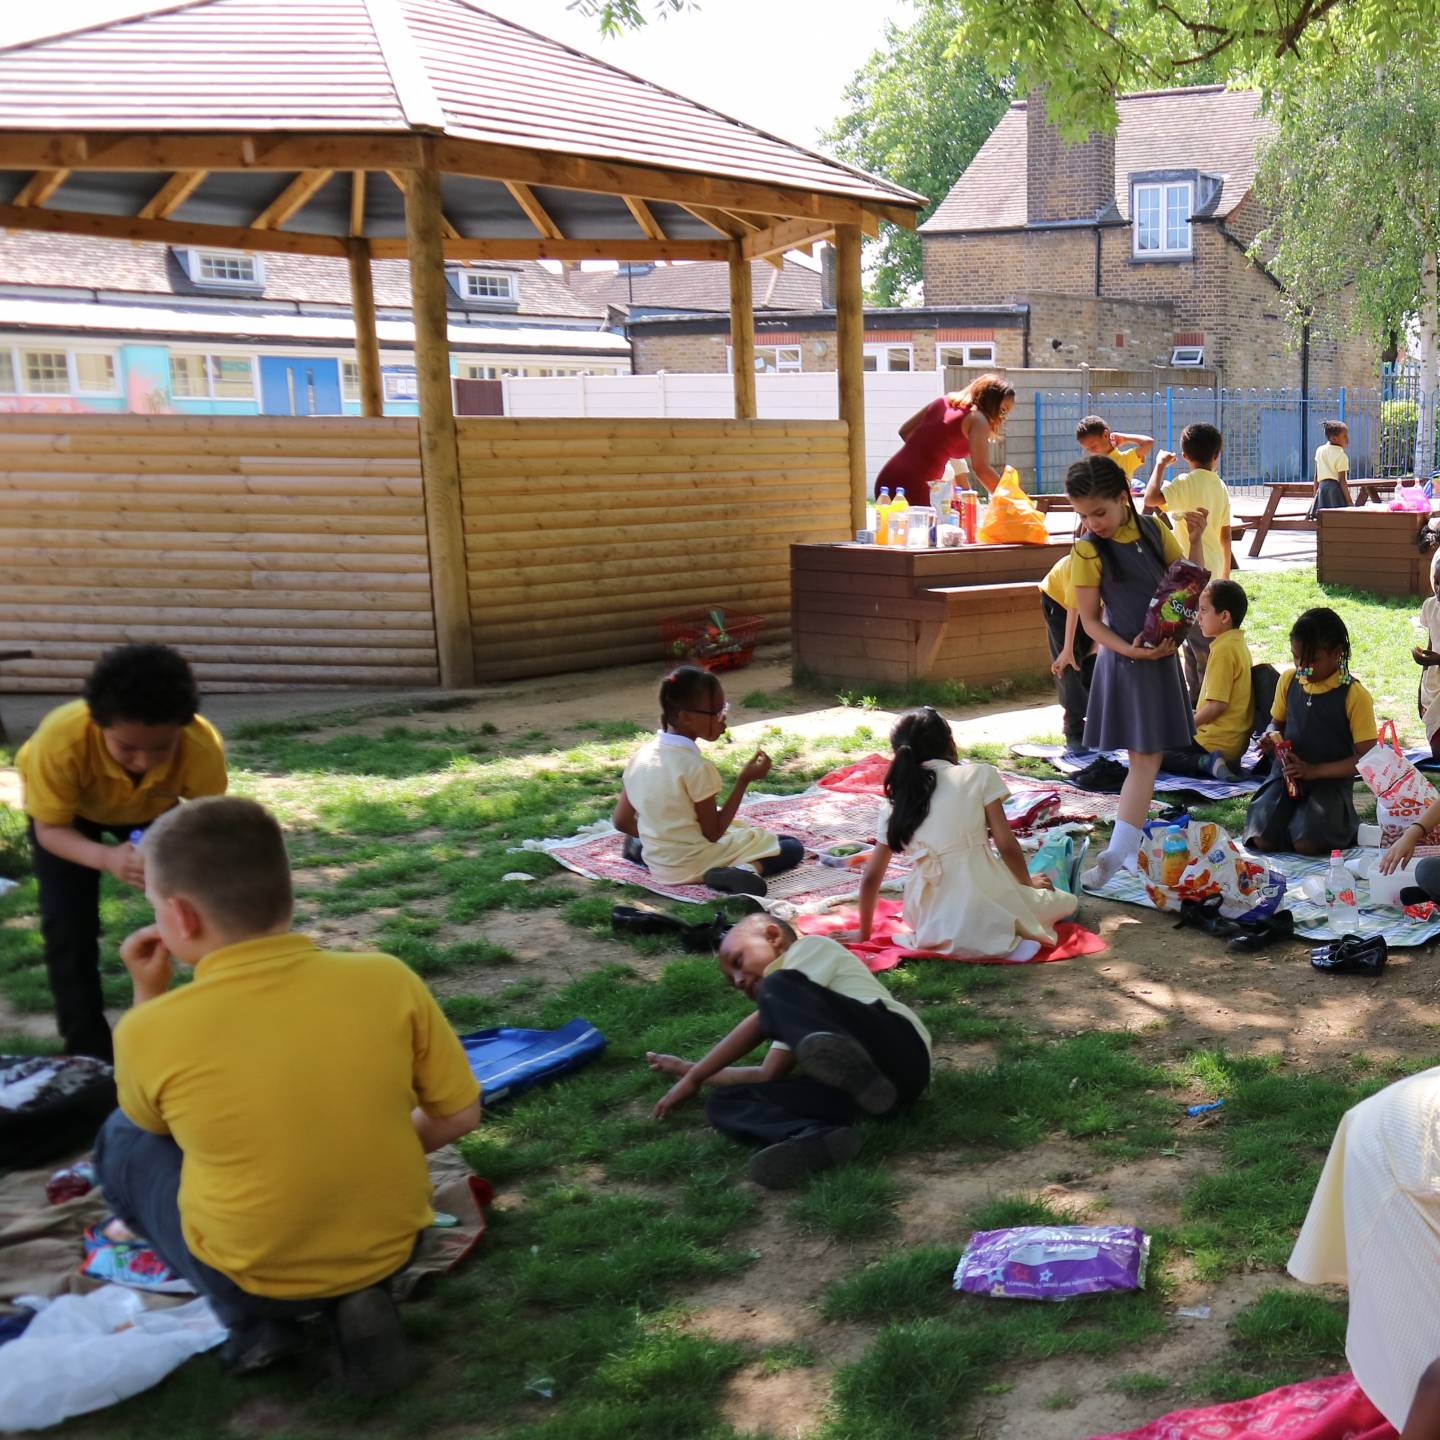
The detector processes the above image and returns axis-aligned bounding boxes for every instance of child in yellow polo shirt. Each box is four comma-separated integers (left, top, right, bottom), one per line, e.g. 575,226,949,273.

1161,580,1254,781
16,644,226,1060
94,796,481,1390
1076,415,1153,484
1144,422,1232,702
1037,553,1094,754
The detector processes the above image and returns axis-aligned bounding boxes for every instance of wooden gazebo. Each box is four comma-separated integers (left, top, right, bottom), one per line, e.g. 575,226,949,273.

0,0,925,689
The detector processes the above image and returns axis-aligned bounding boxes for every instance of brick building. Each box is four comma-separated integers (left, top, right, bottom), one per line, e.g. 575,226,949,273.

921,87,1375,390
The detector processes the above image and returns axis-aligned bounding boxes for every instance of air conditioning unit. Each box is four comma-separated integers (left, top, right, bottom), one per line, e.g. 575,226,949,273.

1171,345,1205,367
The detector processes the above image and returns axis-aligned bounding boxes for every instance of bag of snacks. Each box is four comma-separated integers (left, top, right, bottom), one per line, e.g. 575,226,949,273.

1135,815,1286,924
954,1225,1150,1301
1139,558,1210,648
977,467,1049,546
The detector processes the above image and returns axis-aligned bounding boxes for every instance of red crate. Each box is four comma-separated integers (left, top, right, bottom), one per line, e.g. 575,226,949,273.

658,608,765,672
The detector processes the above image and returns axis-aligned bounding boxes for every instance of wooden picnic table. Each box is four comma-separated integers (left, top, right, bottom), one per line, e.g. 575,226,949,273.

0,649,32,742
1245,478,1399,557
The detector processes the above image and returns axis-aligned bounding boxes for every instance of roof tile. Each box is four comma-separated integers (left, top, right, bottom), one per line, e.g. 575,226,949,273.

569,257,821,314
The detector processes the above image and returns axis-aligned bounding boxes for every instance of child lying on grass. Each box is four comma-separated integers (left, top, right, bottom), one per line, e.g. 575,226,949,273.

647,914,930,1188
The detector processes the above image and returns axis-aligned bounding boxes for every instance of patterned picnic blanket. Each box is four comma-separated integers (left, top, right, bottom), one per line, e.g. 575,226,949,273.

1011,743,1262,800
1083,844,1440,946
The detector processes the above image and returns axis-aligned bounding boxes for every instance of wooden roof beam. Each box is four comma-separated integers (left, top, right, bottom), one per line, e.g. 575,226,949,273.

678,204,745,237
380,237,730,262
349,170,367,236
0,202,348,256
252,169,335,230
505,181,563,240
137,169,207,221
12,170,70,207
385,169,461,239
623,195,667,242
742,217,834,262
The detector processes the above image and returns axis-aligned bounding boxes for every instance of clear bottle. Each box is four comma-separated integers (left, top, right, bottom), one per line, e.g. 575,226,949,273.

888,489,910,545
1324,850,1361,933
875,487,891,545
1161,823,1189,888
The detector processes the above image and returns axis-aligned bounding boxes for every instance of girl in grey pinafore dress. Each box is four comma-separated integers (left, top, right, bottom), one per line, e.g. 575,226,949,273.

1081,514,1196,754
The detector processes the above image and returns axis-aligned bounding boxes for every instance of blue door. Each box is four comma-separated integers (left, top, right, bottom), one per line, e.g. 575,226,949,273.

259,356,342,416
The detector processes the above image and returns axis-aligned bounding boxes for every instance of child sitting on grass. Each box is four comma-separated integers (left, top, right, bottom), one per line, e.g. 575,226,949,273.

1161,579,1254,782
95,796,481,1391
1244,607,1378,855
648,913,930,1188
614,666,802,897
851,707,1075,962
1076,415,1154,484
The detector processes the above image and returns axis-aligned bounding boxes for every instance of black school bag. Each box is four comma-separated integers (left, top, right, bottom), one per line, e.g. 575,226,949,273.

0,1055,116,1169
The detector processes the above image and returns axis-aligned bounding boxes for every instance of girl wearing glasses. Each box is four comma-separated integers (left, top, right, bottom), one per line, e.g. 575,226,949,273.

613,666,803,897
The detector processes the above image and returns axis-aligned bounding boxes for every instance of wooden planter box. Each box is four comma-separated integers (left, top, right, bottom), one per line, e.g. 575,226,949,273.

1317,508,1430,598
791,541,1070,688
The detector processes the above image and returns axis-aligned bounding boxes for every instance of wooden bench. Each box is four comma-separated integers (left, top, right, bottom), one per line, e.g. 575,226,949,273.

0,649,32,742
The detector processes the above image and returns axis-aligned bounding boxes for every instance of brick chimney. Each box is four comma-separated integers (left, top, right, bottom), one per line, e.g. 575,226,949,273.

1025,90,1116,224
820,242,835,309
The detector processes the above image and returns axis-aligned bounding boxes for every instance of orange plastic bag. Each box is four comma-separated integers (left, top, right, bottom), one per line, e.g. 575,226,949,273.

976,467,1049,546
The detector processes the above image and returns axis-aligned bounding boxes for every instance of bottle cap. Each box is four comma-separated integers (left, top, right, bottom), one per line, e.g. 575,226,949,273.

1331,849,1343,859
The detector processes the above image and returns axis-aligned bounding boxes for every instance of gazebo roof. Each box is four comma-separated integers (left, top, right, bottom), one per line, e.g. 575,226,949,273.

0,0,925,263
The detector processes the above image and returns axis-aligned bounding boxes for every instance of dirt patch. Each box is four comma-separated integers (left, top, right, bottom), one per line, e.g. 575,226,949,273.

468,908,668,988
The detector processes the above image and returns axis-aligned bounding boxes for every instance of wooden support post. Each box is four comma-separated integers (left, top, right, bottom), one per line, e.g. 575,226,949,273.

728,248,757,420
347,237,384,419
404,161,475,689
834,224,866,533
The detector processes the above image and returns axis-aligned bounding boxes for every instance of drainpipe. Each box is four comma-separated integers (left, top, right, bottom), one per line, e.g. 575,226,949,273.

1094,224,1102,298
1022,305,1031,368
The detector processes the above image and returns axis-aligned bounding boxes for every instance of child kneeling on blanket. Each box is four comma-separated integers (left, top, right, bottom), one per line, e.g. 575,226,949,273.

94,797,481,1391
647,914,931,1188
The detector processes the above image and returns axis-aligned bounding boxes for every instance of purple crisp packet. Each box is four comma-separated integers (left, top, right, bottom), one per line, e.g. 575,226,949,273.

952,1224,1150,1301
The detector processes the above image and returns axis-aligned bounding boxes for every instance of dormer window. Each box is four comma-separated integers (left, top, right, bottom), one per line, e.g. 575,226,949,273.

177,248,265,289
1132,180,1192,258
463,270,517,303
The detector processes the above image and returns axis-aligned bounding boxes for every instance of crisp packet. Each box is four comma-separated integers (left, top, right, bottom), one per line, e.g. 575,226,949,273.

953,1224,1150,1301
1140,558,1210,648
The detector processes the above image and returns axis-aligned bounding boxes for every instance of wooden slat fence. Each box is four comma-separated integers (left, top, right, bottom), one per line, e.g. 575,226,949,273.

457,417,852,680
0,414,439,691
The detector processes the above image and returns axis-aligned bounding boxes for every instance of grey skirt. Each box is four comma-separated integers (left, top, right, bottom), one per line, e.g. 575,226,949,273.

1083,645,1196,754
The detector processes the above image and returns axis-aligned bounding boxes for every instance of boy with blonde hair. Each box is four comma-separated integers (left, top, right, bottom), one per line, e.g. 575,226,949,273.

94,797,480,1391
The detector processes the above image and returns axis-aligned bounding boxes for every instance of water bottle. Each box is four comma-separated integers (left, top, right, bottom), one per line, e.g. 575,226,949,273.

129,828,145,849
1324,850,1360,933
1160,823,1189,888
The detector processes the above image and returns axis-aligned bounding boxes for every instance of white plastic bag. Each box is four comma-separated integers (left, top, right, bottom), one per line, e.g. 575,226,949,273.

0,1288,225,1431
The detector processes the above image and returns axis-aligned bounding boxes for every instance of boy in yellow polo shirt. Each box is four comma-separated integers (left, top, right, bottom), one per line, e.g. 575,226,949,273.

1162,580,1254,781
1144,422,1233,702
1076,415,1154,483
93,796,481,1390
1037,553,1094,754
17,644,226,1060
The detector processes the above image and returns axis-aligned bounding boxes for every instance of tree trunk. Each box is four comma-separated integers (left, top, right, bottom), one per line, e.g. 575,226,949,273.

1419,251,1438,477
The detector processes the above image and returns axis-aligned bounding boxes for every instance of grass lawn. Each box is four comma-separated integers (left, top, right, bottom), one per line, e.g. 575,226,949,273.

0,565,1430,1438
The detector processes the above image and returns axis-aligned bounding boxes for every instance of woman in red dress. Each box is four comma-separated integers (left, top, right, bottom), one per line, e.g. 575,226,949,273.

876,373,1015,505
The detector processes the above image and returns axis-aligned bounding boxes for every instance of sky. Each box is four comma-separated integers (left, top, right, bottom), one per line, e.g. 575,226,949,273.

0,0,914,151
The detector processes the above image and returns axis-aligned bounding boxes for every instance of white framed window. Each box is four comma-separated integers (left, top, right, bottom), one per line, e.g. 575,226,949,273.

729,344,802,374
1133,181,1192,257
459,362,498,381
169,353,257,400
0,349,13,393
194,250,261,286
21,349,69,394
72,351,119,395
341,360,361,402
1171,345,1205,367
463,271,518,303
863,344,914,373
937,342,996,369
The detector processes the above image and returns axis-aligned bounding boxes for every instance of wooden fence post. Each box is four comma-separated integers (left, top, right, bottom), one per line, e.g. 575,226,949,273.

728,249,757,420
347,237,384,419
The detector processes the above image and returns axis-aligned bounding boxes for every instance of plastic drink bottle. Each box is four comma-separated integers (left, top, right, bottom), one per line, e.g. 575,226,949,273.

875,488,891,545
1161,823,1189,887
888,490,909,545
1324,850,1360,933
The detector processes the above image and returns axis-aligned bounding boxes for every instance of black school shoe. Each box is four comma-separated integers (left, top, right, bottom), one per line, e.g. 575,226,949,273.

747,1126,861,1189
218,1318,306,1376
703,865,768,897
610,904,754,953
328,1285,416,1398
796,1032,898,1115
1069,756,1128,793
1310,934,1388,976
1228,909,1295,953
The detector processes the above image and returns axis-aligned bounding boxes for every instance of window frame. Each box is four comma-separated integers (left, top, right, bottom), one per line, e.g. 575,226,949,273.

168,351,258,401
1170,345,1206,367
1131,180,1194,259
462,270,519,304
341,359,361,402
936,342,997,370
70,349,121,397
728,343,802,374
187,248,264,288
863,343,915,373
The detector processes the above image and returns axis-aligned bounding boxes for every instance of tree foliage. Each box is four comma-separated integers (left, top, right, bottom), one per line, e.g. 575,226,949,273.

944,0,1440,137
567,0,693,37
821,4,1013,305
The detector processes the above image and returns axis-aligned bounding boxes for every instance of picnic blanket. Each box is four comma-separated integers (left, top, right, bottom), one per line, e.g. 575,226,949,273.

1010,743,1262,800
1084,845,1440,946
1089,1372,1394,1440
797,898,1106,972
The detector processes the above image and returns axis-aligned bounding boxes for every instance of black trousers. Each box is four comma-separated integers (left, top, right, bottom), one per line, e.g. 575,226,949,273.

1161,741,1212,778
624,833,805,878
30,817,132,1062
1041,594,1094,744
705,969,930,1146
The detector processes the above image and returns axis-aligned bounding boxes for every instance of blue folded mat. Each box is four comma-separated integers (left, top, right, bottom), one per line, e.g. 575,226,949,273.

460,1018,607,1104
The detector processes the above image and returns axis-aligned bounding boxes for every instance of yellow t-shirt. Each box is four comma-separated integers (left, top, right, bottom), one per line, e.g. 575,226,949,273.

1159,467,1232,578
1038,554,1075,608
1315,443,1349,482
1271,668,1379,744
1070,515,1184,590
764,934,931,1055
1110,446,1145,481
115,934,480,1300
17,699,227,827
1194,628,1254,763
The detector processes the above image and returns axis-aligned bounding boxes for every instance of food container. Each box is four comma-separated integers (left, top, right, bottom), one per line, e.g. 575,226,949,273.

906,507,936,548
938,522,965,548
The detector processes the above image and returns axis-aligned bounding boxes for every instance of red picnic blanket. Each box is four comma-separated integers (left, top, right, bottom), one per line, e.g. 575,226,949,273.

1088,1373,1394,1440
797,898,1106,973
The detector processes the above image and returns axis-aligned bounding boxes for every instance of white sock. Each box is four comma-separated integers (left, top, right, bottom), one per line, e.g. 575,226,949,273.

1082,820,1144,889
1003,938,1041,963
